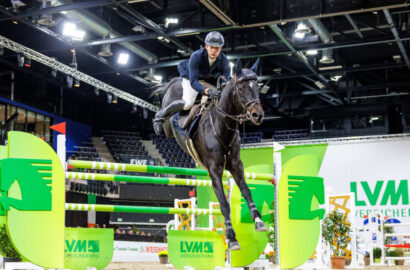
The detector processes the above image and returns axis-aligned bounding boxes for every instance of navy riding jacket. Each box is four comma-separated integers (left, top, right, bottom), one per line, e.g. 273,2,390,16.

177,48,231,94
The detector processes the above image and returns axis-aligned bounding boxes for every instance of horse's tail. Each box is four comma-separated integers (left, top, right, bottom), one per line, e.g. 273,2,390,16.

150,77,182,98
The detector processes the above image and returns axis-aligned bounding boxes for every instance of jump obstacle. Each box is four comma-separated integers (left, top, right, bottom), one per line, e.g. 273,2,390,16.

0,132,275,270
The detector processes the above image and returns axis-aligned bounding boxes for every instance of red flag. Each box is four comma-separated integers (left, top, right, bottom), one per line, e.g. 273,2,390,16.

50,122,66,135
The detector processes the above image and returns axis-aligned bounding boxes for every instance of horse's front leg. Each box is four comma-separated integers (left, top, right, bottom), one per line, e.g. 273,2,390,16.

225,140,267,232
208,161,241,250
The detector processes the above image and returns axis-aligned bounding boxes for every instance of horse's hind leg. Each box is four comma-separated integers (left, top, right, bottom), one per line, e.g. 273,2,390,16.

208,163,240,250
226,141,267,232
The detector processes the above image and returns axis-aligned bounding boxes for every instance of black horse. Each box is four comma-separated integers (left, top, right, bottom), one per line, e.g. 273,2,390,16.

157,59,266,250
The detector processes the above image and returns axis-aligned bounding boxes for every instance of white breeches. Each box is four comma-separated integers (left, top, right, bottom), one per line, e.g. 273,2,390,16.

181,78,214,110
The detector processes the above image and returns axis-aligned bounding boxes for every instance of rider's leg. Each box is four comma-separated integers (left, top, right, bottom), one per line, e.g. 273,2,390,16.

153,78,198,135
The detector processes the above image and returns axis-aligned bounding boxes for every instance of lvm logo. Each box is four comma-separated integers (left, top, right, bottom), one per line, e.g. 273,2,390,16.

350,179,409,206
65,240,100,253
180,241,213,253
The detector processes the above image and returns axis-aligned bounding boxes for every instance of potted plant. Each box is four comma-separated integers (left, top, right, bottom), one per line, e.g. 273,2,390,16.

322,211,351,269
363,252,370,266
158,250,168,264
265,250,275,263
388,249,404,265
0,224,21,268
373,247,381,263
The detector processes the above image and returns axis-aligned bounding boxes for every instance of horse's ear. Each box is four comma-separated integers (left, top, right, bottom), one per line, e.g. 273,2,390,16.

235,59,242,75
250,58,260,73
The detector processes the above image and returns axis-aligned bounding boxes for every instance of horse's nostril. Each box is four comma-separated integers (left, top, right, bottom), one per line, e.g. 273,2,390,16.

252,112,259,119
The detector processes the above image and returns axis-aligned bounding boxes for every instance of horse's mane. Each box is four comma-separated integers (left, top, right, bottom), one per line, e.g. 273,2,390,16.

150,77,182,98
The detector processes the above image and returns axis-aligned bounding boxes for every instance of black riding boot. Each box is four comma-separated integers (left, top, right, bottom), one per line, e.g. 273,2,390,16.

153,100,185,135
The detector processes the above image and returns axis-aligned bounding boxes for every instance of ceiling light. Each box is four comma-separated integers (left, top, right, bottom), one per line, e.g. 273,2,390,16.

294,32,305,39
107,93,112,104
94,87,100,96
0,45,4,56
74,78,80,87
319,54,335,64
314,81,325,89
63,22,76,36
112,95,118,103
131,104,137,113
63,22,85,41
98,44,113,57
51,68,57,78
229,62,234,67
153,75,162,83
318,65,342,71
132,25,145,33
165,17,178,28
177,49,187,55
393,55,401,62
17,54,24,67
295,22,311,35
37,13,55,26
306,49,318,56
117,53,129,65
66,75,73,88
23,56,31,67
330,74,342,81
273,68,282,75
260,85,270,94
71,30,85,41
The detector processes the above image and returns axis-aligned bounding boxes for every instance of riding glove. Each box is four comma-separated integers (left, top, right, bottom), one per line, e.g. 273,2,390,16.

206,88,220,99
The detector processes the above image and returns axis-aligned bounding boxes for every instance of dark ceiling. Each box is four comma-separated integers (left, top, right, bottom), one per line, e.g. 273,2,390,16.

0,0,409,133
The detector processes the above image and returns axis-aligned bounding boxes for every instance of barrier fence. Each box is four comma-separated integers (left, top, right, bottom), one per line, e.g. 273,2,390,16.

66,172,228,187
68,160,274,181
65,203,222,216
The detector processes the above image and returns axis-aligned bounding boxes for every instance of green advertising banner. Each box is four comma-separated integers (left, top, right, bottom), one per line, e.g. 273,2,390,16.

168,230,225,270
278,145,327,269
4,132,65,268
64,228,114,270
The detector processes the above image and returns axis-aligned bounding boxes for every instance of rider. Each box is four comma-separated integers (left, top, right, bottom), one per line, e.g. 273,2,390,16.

153,31,231,135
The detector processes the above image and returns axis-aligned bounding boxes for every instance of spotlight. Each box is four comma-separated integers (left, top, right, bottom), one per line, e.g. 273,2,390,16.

94,87,100,96
74,78,80,87
66,75,73,88
63,22,86,41
132,25,145,33
17,54,24,67
24,57,31,67
112,95,118,103
117,53,129,65
107,93,112,104
0,45,4,56
63,22,76,36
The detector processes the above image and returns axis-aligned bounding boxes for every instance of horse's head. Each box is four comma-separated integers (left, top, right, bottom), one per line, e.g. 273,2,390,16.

233,59,264,125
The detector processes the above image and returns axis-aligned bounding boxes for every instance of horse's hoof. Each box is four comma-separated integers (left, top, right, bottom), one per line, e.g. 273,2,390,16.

228,241,241,251
255,221,267,232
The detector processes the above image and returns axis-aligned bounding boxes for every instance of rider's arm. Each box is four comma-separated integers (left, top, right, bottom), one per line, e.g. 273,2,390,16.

188,52,207,94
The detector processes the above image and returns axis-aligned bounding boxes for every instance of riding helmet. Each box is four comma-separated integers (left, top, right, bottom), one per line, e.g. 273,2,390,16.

205,31,225,47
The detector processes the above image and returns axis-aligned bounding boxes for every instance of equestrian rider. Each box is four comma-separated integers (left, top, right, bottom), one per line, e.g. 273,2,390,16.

153,31,231,135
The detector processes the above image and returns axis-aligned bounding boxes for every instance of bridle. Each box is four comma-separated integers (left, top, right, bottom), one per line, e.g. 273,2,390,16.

214,70,261,124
